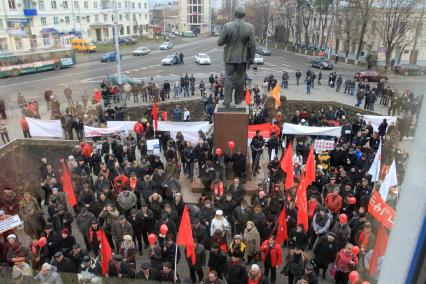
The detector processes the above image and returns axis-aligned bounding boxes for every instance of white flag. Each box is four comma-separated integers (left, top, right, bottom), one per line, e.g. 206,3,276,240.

379,160,398,200
368,141,382,182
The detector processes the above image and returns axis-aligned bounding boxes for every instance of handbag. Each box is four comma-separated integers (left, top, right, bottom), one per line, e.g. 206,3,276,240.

329,263,337,278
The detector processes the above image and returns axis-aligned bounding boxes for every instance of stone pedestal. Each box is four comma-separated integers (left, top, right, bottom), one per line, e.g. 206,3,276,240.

213,104,249,156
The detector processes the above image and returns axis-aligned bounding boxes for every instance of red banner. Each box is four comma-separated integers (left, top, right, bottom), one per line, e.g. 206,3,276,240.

248,123,280,140
368,191,396,230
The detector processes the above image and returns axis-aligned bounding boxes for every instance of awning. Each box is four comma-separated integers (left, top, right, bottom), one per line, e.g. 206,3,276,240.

40,28,59,34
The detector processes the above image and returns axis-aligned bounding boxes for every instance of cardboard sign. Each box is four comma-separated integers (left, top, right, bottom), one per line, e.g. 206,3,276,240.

368,191,396,229
147,139,160,155
314,139,335,152
0,215,22,234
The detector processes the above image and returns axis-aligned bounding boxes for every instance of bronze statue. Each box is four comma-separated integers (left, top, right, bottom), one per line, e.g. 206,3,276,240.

218,6,256,108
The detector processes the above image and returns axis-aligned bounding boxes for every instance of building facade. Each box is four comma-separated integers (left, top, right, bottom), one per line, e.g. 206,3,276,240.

178,0,210,35
0,0,150,53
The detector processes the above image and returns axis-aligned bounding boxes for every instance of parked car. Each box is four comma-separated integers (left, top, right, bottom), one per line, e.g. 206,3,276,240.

310,56,333,69
182,31,195,37
164,32,176,39
132,47,150,56
354,70,388,82
256,46,272,56
253,54,264,64
161,55,182,65
394,64,425,76
118,37,137,45
195,53,211,65
159,42,173,50
100,52,122,62
102,74,137,86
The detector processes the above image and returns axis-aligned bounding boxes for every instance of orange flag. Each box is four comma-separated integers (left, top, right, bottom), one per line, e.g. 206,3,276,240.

369,225,388,276
270,85,281,109
177,206,196,265
304,145,315,186
275,207,288,244
280,143,294,190
61,160,77,207
245,88,251,105
296,174,309,232
152,101,158,131
99,229,112,275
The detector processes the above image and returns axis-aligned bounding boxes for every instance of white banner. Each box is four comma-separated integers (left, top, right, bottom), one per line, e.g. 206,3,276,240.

314,139,335,152
107,121,213,144
84,125,127,137
363,115,397,132
147,139,160,155
27,117,63,138
0,215,22,234
282,123,342,137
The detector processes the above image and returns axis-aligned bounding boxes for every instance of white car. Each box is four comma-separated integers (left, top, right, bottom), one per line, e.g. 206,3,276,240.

132,47,150,56
195,53,211,65
159,42,173,50
253,54,264,64
161,55,177,65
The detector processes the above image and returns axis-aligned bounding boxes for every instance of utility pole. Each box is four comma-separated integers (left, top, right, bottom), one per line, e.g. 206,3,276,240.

265,1,271,48
410,4,425,64
113,0,122,84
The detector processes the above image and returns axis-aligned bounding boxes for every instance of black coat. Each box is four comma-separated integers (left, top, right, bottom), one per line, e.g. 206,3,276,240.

135,269,160,280
107,260,134,278
313,236,338,266
288,229,309,249
208,250,228,277
224,260,247,284
51,256,77,273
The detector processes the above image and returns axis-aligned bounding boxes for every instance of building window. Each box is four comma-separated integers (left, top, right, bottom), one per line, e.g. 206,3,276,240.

112,15,115,21
118,2,121,8
127,26,130,34
145,14,147,20
41,17,47,25
120,27,124,35
74,0,78,8
76,16,80,23
125,1,128,8
95,15,99,22
138,14,141,19
94,1,97,8
63,1,68,9
42,34,50,46
104,15,108,22
51,1,57,9
0,19,3,29
144,2,146,9
0,38,9,52
14,37,22,50
53,17,59,24
86,16,90,22
38,0,45,9
8,0,16,9
133,25,137,33
132,2,135,8
65,16,70,23
138,2,141,8
84,1,88,8
119,14,123,21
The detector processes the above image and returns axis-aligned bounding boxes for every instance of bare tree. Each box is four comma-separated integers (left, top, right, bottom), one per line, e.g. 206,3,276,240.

353,0,376,64
314,0,334,47
301,0,314,47
376,0,420,65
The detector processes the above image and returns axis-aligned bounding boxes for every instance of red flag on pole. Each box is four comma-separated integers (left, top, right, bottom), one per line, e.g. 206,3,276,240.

99,229,112,275
304,145,315,186
152,101,158,131
280,143,294,190
177,206,196,265
245,88,251,105
296,174,309,232
369,225,388,277
275,207,288,244
61,160,77,207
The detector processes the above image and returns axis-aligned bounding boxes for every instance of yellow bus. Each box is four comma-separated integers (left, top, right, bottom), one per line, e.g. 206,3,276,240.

71,38,97,53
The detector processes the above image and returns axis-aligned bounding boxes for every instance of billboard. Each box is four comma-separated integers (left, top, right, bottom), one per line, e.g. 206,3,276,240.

7,19,31,36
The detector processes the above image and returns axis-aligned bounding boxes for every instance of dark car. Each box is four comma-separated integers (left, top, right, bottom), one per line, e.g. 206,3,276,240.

100,52,122,62
354,70,388,82
119,37,137,45
256,46,272,56
394,64,425,76
310,56,333,69
102,74,137,87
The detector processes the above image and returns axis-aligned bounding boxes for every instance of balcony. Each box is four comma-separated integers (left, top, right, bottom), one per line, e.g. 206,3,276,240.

23,9,37,16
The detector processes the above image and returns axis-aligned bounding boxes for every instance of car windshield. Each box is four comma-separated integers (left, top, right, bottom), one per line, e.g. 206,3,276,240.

162,42,170,45
166,55,175,59
255,54,261,58
198,54,209,58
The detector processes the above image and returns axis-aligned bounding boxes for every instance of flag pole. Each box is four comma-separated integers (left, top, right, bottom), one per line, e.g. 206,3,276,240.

174,244,178,282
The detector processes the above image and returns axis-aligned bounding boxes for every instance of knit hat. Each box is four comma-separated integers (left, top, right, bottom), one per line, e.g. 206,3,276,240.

123,235,133,241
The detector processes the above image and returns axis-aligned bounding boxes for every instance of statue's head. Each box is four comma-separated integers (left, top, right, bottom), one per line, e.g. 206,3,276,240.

235,6,245,18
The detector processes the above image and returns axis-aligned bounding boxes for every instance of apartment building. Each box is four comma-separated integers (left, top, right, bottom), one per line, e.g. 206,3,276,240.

178,0,210,35
0,0,150,53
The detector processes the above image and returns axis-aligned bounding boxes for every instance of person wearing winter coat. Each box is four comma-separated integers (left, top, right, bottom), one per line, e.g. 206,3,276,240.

186,239,206,283
208,242,228,279
232,200,254,235
50,251,76,273
312,232,338,279
334,244,358,284
192,218,211,249
308,207,332,250
223,256,248,284
107,254,134,278
243,221,261,264
116,189,137,215
260,236,282,284
34,263,63,284
324,188,343,214
148,242,163,271
112,215,133,250
119,235,137,265
285,246,309,284
22,207,46,239
247,264,269,284
58,229,76,256
331,219,351,250
76,208,96,251
288,224,309,250
52,204,73,234
228,235,246,259
210,210,230,237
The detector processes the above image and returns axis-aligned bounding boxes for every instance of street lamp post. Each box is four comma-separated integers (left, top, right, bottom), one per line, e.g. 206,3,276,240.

113,0,122,85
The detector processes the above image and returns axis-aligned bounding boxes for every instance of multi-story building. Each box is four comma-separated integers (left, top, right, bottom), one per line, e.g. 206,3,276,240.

178,0,210,35
0,0,150,53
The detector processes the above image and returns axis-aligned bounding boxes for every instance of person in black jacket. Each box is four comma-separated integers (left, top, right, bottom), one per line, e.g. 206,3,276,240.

230,149,246,179
312,233,338,279
41,224,60,258
52,204,73,234
192,218,211,249
224,256,248,284
160,261,180,283
208,243,228,279
303,263,319,284
78,255,101,275
107,254,134,278
135,261,160,280
288,224,309,250
51,251,76,273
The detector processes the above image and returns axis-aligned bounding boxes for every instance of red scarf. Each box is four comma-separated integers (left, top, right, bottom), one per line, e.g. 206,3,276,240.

214,182,224,197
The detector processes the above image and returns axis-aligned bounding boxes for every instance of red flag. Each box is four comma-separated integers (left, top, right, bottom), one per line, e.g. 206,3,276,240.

245,88,251,105
369,225,388,276
152,101,158,131
280,143,294,190
295,174,309,232
177,206,196,265
275,208,288,244
61,160,77,207
304,145,315,186
99,229,112,275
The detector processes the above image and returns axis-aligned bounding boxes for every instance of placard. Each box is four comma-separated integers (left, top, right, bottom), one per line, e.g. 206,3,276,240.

314,139,335,152
147,139,160,155
0,215,22,234
368,191,396,230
